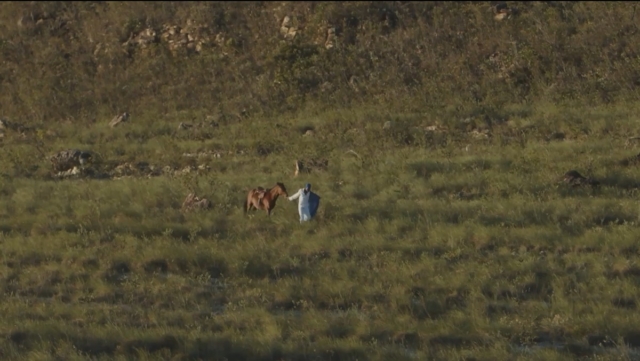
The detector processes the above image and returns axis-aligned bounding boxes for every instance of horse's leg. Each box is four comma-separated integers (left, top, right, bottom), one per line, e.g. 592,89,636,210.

250,196,260,212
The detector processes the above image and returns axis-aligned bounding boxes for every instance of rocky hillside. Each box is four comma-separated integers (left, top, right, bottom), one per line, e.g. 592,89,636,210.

1,2,639,124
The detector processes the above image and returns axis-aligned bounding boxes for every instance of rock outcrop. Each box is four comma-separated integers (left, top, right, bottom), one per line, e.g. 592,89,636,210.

280,16,298,40
160,20,213,55
122,28,157,49
50,149,93,172
109,162,209,179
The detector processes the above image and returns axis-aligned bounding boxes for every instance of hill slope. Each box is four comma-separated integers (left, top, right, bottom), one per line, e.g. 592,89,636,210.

1,1,639,124
2,2,640,361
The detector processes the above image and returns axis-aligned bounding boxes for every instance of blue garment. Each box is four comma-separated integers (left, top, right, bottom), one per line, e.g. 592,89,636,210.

308,192,321,218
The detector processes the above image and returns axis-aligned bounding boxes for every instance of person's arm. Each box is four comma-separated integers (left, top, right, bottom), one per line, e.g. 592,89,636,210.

288,189,301,201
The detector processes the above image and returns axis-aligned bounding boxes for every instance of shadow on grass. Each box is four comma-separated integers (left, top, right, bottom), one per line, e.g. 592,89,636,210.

5,329,302,360
606,265,640,280
189,336,370,361
364,329,492,349
409,158,512,180
336,247,374,262
408,160,449,180
485,303,517,318
143,259,170,274
611,297,637,310
482,271,554,303
8,331,120,357
243,259,306,280
477,209,635,230
405,287,470,320
593,173,640,191
168,254,228,278
618,152,640,167
0,219,232,244
4,251,60,268
103,260,131,284
429,334,492,348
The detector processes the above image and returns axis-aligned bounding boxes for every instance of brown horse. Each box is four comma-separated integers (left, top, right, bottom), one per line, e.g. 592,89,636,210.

244,182,289,216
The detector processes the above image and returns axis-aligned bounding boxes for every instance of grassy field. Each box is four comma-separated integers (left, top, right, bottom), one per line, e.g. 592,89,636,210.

3,1,640,360
2,102,640,360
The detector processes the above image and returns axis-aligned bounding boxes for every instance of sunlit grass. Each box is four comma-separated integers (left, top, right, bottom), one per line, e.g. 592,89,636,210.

3,102,640,360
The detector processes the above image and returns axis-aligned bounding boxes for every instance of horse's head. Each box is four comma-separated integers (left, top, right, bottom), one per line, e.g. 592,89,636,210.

275,182,288,197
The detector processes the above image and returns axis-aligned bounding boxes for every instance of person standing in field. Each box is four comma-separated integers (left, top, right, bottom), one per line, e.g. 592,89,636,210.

288,183,320,223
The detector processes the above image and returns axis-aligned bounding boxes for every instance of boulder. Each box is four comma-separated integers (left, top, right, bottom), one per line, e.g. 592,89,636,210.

325,27,337,49
562,170,600,188
280,16,297,40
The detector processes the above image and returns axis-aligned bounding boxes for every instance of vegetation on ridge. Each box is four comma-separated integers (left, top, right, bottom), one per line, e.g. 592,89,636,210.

0,1,639,123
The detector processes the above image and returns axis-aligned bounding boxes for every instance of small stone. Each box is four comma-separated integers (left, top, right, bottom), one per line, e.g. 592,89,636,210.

547,131,565,141
109,112,130,128
182,193,212,212
177,122,193,130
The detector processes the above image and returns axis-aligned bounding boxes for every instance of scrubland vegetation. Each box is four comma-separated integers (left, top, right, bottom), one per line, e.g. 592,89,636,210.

3,1,640,360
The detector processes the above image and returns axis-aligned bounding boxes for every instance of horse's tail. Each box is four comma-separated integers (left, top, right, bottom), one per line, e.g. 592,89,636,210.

243,192,250,214
243,196,248,214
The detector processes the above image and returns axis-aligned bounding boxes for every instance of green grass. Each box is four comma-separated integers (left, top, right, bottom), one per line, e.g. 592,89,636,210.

3,2,640,358
2,103,640,360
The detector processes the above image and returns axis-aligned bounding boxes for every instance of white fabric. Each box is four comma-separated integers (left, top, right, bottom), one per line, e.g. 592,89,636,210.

288,188,311,223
